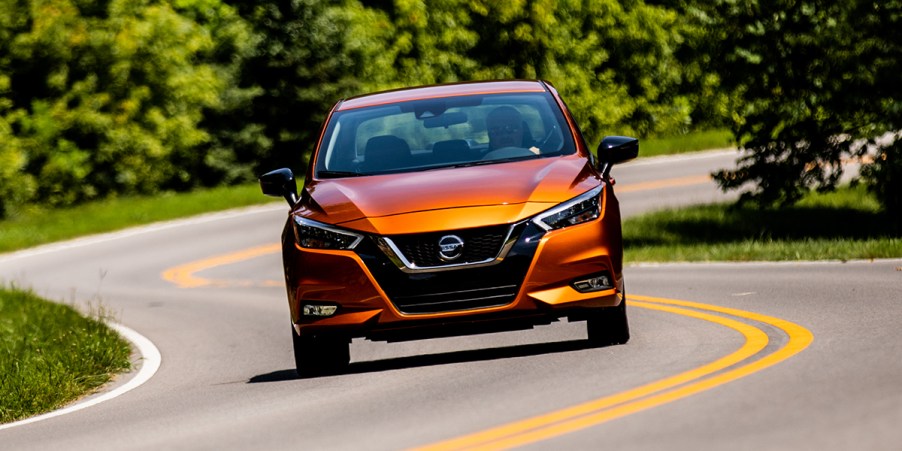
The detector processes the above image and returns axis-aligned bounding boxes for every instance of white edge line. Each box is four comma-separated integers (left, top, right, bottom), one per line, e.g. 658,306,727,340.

0,323,161,431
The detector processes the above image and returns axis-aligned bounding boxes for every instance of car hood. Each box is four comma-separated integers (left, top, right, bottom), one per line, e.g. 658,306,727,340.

298,155,601,234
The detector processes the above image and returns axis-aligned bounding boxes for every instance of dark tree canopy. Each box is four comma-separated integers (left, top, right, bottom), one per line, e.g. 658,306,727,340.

698,0,901,224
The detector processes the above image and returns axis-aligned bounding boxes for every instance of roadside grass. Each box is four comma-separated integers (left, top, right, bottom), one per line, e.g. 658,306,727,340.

0,286,131,423
0,183,275,254
640,128,734,157
624,185,902,262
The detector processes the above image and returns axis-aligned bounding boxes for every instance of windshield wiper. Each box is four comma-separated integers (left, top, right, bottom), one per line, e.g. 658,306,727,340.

445,160,495,168
318,170,364,178
442,154,542,169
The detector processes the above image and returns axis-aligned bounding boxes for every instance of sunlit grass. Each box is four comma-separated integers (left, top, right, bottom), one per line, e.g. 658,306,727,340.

624,185,901,262
0,287,131,423
641,128,734,157
0,183,276,254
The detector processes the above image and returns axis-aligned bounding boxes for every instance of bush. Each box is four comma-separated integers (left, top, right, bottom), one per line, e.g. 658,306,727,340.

0,0,260,218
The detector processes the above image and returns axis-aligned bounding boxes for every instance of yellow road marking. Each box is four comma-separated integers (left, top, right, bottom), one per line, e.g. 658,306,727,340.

616,174,712,193
161,243,281,288
414,295,813,450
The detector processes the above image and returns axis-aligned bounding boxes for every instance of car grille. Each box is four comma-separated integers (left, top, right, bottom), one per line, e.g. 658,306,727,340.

355,222,544,315
386,224,510,268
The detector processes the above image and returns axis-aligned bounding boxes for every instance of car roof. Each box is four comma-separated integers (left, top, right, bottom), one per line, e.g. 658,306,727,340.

336,80,549,111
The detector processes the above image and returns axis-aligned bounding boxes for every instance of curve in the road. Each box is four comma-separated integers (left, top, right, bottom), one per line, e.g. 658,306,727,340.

160,248,813,449
414,295,813,450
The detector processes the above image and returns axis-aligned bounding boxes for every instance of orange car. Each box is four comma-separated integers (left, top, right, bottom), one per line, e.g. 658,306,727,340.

261,80,638,376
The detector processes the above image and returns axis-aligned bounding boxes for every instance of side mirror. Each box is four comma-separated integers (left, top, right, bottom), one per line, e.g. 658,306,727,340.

596,136,639,176
260,168,299,206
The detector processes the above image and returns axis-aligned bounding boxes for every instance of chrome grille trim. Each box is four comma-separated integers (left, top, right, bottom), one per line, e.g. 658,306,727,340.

375,222,521,274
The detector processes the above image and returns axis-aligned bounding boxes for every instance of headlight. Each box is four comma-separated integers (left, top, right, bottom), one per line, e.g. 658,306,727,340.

292,216,363,250
533,185,604,231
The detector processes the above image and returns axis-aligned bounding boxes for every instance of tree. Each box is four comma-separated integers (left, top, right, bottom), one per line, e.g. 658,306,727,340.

697,0,901,225
227,0,705,174
374,0,696,141
228,0,397,176
0,0,258,217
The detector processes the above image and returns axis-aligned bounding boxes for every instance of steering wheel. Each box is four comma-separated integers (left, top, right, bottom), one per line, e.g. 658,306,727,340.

537,125,561,152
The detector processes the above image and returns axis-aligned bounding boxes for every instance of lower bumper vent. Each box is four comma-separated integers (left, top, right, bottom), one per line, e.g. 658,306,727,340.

391,285,518,314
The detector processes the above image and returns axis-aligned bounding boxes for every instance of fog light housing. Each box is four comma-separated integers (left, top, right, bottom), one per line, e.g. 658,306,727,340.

572,273,613,293
302,303,339,317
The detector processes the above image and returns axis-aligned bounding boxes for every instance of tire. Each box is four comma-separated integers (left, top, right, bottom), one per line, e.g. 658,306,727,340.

291,327,350,377
586,296,630,347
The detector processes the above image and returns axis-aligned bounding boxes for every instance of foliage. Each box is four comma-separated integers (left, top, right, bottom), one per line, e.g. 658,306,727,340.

696,0,902,226
9,0,898,225
233,0,705,176
228,0,397,176
374,0,700,141
0,0,259,218
0,0,725,217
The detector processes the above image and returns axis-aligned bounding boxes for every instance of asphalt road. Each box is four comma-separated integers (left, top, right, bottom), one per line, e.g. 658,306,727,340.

1,150,900,450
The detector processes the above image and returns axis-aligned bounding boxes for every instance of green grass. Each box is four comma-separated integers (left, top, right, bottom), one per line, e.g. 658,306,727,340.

640,128,734,157
0,183,276,254
624,185,902,262
0,287,131,423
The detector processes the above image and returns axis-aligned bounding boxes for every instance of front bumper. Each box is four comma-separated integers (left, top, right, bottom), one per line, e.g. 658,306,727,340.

281,197,624,342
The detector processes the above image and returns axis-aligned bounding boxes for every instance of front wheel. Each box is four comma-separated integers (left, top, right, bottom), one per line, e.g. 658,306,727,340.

586,296,630,347
291,327,350,377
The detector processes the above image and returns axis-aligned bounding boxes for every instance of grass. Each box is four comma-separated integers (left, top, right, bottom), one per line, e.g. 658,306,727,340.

623,185,901,262
0,183,275,254
640,128,734,157
0,287,131,423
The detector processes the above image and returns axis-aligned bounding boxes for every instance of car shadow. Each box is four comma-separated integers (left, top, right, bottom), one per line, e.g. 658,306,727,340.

248,338,601,382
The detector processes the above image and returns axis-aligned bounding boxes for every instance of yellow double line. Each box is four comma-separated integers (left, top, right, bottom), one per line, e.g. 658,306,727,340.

414,295,813,450
161,247,813,449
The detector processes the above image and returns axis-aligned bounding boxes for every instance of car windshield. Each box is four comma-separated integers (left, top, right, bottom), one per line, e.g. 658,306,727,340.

314,92,577,177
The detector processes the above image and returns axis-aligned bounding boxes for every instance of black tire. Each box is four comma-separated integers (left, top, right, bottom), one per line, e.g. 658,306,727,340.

291,327,350,377
586,296,630,347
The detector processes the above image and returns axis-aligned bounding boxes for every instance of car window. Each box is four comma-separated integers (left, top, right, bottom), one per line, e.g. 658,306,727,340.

315,92,575,177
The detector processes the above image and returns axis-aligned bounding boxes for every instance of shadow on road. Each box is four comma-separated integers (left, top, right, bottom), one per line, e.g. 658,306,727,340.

248,338,600,382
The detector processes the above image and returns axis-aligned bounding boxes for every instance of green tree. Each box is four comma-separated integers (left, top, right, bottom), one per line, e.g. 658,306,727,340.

229,0,708,175
376,0,697,141
697,1,901,225
0,0,257,217
229,0,397,175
